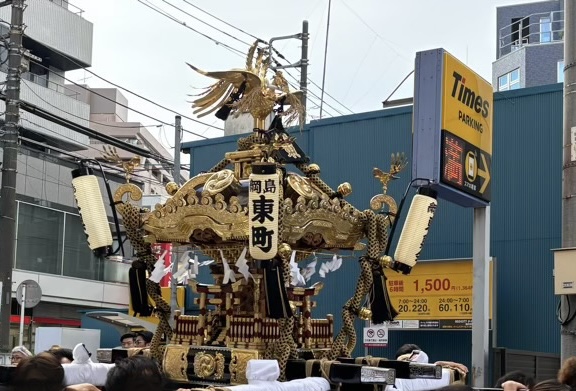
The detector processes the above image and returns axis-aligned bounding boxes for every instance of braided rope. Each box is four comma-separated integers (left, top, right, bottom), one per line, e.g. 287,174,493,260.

326,210,382,359
116,202,172,361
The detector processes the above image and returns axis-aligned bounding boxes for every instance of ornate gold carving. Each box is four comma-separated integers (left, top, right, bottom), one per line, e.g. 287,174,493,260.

187,41,304,127
370,194,398,221
193,351,225,379
229,349,259,385
101,145,141,183
166,182,179,196
373,152,408,194
337,182,352,197
204,169,241,196
282,194,364,249
287,174,317,199
277,243,292,260
163,344,189,382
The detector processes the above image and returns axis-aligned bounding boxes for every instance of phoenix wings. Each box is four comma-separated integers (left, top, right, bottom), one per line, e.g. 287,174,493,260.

187,41,304,125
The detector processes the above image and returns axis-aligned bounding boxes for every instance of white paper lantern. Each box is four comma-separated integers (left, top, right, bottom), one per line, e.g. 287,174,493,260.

394,191,438,272
72,168,113,256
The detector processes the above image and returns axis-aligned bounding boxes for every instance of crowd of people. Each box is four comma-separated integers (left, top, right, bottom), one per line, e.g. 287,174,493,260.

4,338,576,391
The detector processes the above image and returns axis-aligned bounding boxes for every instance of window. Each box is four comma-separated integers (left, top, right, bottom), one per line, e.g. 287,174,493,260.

558,60,565,83
14,201,130,283
540,16,551,43
62,214,103,280
498,68,521,91
16,203,64,275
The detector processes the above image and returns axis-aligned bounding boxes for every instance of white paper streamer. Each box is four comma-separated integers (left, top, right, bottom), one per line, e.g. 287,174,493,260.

221,250,236,284
290,250,306,286
235,247,252,281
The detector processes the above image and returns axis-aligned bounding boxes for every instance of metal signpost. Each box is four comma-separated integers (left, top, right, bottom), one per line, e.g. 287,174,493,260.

16,280,42,346
412,48,493,386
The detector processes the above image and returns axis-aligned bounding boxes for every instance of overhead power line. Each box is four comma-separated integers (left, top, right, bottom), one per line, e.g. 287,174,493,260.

28,59,212,140
13,97,174,164
138,0,245,58
146,0,355,116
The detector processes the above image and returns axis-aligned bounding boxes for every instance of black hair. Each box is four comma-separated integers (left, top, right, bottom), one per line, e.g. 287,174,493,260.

120,332,136,342
105,355,164,391
395,343,421,359
436,385,474,391
49,348,73,363
495,370,535,388
12,352,64,391
137,330,154,343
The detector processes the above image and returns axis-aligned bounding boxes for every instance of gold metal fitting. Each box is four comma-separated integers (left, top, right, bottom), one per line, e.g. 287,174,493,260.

277,243,293,260
337,182,352,197
379,255,394,269
289,301,297,314
358,307,372,321
307,163,320,174
166,182,179,196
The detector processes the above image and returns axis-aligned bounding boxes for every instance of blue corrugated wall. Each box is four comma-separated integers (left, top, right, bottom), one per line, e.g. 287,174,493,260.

182,83,563,370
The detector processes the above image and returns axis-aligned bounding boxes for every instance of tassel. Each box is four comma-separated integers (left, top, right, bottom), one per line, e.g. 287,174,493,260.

370,264,398,324
128,260,152,317
263,259,293,319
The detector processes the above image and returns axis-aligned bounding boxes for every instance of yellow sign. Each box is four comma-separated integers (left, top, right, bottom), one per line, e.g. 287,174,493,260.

387,259,492,329
441,52,493,156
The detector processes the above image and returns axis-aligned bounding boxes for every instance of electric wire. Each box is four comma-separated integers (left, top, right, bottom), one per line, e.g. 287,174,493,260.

179,0,355,115
0,15,225,136
15,98,174,164
146,0,353,116
26,58,214,140
19,121,177,188
21,81,167,131
179,0,263,43
137,0,246,58
161,0,253,47
19,115,191,173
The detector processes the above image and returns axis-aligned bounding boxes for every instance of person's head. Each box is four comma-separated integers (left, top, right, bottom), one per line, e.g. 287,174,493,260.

532,379,572,391
120,332,136,348
135,331,153,348
559,356,576,389
105,355,164,391
436,385,474,391
11,352,64,391
10,345,32,365
48,347,74,364
395,343,421,359
495,370,535,388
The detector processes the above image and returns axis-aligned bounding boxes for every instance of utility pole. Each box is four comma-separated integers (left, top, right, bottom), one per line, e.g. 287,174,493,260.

299,20,309,121
0,0,24,352
319,0,332,119
561,0,576,362
268,21,309,124
170,115,182,320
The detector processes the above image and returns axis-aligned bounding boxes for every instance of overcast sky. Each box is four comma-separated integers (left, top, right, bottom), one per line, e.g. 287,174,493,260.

67,0,534,152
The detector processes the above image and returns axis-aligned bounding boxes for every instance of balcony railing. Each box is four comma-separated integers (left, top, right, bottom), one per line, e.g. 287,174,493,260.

47,0,85,16
499,10,564,57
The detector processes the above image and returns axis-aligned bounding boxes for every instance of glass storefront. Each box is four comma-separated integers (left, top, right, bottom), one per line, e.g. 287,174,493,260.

15,201,130,283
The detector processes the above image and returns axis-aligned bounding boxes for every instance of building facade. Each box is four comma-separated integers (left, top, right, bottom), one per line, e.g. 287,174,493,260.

492,0,565,91
0,1,134,348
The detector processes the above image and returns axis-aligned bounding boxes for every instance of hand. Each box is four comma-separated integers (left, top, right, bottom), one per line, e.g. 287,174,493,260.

434,360,469,373
502,380,528,391
64,384,100,391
